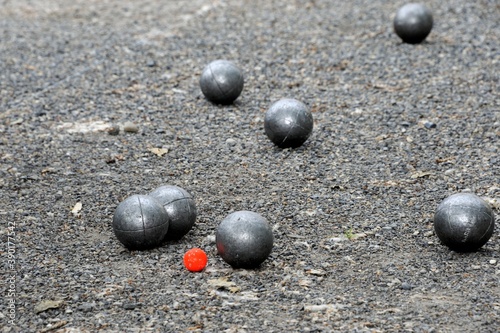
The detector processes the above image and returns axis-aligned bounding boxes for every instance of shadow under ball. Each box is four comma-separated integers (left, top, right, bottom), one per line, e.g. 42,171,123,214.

264,98,314,148
394,3,433,44
200,60,244,105
112,194,169,250
216,211,274,269
149,185,197,240
434,193,495,252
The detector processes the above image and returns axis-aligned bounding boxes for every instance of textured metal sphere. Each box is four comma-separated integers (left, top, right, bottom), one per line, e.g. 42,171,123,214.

149,185,197,240
434,193,495,252
112,195,169,250
264,98,314,148
394,3,433,44
199,60,244,105
216,211,274,269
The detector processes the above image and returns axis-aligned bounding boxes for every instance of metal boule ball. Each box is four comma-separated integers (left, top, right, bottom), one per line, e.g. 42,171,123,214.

393,3,433,44
264,98,314,148
112,194,169,250
199,60,244,105
149,185,197,240
216,211,274,269
434,193,495,252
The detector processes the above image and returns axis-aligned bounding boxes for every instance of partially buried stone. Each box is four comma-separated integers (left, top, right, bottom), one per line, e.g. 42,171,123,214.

424,121,436,129
401,282,413,290
123,121,139,133
107,125,120,135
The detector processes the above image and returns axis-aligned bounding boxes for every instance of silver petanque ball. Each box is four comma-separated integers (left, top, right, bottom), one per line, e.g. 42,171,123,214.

434,193,495,252
200,60,244,105
393,3,433,44
264,98,314,148
149,185,197,240
216,211,274,269
112,194,169,250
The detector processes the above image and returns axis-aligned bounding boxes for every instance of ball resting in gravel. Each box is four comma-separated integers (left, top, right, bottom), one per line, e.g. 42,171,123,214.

149,185,197,240
216,211,274,269
434,193,495,252
393,3,433,44
264,98,314,148
199,60,244,105
112,194,169,250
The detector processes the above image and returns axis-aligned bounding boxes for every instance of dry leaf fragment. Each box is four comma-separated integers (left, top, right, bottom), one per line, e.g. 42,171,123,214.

41,168,56,175
34,300,64,314
306,269,327,276
208,277,241,293
304,303,343,312
40,320,68,332
299,279,312,288
150,148,168,157
410,171,433,179
71,202,82,217
435,156,456,164
483,197,499,210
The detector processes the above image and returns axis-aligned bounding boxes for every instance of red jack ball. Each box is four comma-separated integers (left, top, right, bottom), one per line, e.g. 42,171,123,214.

183,248,208,272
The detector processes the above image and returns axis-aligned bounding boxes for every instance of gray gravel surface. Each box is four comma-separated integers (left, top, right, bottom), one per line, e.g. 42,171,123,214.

1,0,499,332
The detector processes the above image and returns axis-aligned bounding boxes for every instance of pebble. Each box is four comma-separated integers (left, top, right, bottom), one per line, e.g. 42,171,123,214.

424,121,437,129
490,259,497,265
123,122,139,133
123,303,139,310
78,302,95,312
226,138,237,146
107,125,120,136
444,169,455,175
401,282,413,290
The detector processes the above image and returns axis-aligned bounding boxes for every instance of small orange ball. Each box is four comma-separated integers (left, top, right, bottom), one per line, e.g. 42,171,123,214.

183,248,208,272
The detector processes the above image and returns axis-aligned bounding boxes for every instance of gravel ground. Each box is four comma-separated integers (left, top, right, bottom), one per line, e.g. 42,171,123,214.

1,0,499,332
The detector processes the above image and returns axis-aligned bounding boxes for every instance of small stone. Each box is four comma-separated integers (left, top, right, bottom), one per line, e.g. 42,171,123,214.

401,282,413,290
444,169,455,176
34,300,64,314
424,121,437,129
226,138,237,146
490,259,497,265
123,303,139,310
329,237,344,243
123,122,139,133
146,59,157,67
107,125,120,136
78,302,94,312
